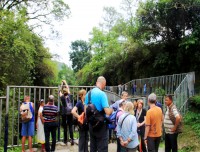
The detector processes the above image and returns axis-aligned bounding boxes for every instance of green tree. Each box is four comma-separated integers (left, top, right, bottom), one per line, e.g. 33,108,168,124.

69,40,92,73
57,64,77,85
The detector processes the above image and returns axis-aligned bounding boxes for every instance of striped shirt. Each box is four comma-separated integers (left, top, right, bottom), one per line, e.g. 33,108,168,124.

164,105,179,134
43,104,58,122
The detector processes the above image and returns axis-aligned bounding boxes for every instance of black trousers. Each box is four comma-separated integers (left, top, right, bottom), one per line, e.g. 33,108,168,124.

79,130,89,152
165,133,178,152
89,124,108,152
62,114,74,142
44,122,58,152
138,126,146,152
147,136,161,152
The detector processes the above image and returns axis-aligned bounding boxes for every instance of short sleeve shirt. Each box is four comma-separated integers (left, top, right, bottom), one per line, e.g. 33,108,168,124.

145,106,162,137
75,100,84,115
85,87,109,111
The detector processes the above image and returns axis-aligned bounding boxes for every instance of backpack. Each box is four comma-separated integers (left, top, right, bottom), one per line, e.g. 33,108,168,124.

20,102,33,123
65,96,73,115
86,91,105,131
168,104,183,133
108,110,121,130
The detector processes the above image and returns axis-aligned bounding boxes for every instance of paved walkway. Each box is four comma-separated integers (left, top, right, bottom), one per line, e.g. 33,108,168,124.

55,141,165,152
30,141,165,152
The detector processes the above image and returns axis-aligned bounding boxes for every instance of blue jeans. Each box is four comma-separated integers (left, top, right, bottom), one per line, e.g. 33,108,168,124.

44,122,58,152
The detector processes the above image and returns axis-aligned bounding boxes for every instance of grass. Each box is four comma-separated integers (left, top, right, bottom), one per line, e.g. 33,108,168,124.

178,124,200,152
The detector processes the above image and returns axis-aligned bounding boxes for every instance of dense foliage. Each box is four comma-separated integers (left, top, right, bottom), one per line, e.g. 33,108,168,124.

0,1,73,95
184,95,200,138
73,0,200,86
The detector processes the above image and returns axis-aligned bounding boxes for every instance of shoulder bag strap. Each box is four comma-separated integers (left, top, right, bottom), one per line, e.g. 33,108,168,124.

88,91,92,104
121,114,130,127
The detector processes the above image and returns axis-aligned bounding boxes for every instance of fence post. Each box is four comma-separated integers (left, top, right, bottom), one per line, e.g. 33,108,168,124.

4,86,10,152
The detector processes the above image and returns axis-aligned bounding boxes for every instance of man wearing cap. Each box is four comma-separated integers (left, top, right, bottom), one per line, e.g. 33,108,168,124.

43,95,58,152
84,76,113,152
144,93,163,152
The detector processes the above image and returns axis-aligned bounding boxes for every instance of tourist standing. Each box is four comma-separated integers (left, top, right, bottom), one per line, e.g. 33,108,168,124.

84,76,113,152
117,102,139,152
110,91,128,111
164,95,181,152
43,95,58,152
36,99,45,152
135,99,146,152
144,93,163,152
71,89,89,152
115,100,126,152
20,96,34,152
60,87,74,145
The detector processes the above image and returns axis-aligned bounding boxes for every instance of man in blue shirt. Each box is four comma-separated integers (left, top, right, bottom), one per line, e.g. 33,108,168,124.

85,76,113,152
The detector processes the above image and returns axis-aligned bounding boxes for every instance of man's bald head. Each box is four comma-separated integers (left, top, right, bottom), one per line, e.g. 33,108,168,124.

96,76,106,90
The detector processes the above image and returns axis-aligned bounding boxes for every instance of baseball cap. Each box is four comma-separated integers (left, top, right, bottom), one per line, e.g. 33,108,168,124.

40,99,44,103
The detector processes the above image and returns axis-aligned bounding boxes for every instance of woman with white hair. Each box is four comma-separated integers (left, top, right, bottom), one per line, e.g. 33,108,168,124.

117,102,139,152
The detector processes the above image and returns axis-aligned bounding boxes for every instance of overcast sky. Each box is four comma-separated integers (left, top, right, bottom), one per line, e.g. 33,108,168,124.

44,0,123,67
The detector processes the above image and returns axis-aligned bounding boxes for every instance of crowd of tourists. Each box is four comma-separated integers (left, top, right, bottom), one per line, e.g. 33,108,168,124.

20,76,182,152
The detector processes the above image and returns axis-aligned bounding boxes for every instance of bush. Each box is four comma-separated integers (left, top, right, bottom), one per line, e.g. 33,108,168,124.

189,96,200,107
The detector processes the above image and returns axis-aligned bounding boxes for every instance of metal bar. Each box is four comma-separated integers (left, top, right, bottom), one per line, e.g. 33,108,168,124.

48,89,51,97
17,88,20,146
57,85,60,141
24,88,26,98
29,88,31,99
0,98,2,146
44,89,46,103
11,88,15,146
39,88,41,102
33,88,36,145
4,86,10,152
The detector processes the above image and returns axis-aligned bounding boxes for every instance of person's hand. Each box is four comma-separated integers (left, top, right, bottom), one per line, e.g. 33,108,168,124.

144,138,147,146
171,127,176,132
137,123,141,127
120,140,125,146
123,141,129,146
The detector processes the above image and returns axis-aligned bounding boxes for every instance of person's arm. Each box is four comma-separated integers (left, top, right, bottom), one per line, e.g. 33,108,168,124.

71,106,79,119
139,116,146,127
39,112,45,124
144,125,150,142
59,91,63,97
144,111,150,144
102,93,113,115
104,107,113,115
171,109,181,132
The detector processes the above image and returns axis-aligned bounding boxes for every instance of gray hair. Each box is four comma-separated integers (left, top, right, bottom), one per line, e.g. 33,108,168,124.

148,93,157,103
